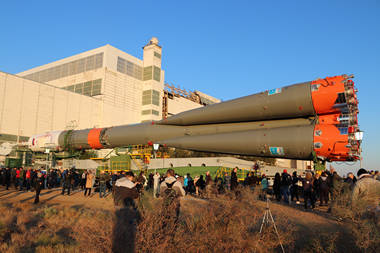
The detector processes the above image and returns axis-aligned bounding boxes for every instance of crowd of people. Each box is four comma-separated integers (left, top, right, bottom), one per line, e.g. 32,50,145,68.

1,166,379,213
269,167,380,210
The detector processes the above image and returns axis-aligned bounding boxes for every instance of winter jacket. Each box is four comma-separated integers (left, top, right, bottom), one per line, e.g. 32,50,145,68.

352,174,380,205
85,173,94,188
303,178,313,192
160,176,185,197
231,171,238,190
261,178,268,190
320,176,329,191
184,177,188,187
153,174,160,189
280,173,292,187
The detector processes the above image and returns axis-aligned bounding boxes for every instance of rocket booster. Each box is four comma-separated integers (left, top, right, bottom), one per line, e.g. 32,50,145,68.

28,75,361,162
159,75,358,125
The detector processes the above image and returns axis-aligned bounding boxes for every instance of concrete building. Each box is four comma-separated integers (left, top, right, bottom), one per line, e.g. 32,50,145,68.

0,37,220,145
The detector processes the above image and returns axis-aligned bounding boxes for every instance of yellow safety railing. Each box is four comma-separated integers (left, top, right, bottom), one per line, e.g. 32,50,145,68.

215,167,256,181
110,161,130,171
103,169,130,173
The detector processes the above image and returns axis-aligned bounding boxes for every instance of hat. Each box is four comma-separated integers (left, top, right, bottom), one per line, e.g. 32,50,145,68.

283,169,287,173
357,168,367,177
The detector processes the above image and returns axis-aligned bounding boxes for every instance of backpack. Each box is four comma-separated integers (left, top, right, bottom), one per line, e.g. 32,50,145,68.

281,174,291,186
303,180,312,192
163,181,178,208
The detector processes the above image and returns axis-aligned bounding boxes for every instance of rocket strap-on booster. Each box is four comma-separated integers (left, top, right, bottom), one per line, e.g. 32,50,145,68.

28,75,361,162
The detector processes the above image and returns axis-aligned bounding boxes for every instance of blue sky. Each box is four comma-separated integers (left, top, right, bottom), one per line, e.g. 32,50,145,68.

0,0,378,175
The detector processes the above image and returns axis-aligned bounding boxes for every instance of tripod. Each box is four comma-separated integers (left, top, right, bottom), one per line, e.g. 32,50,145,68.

259,196,285,253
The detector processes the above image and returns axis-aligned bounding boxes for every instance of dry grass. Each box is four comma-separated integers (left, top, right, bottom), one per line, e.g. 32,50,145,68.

133,187,296,253
330,184,380,253
1,186,377,252
0,202,113,253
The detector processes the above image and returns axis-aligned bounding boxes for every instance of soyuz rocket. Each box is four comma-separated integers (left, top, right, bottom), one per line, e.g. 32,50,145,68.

28,74,361,162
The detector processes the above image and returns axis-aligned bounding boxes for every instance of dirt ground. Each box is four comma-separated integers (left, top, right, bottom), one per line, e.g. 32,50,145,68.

0,186,115,210
0,186,345,228
0,186,361,252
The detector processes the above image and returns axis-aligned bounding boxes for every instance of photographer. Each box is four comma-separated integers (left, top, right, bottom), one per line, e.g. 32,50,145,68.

113,172,140,209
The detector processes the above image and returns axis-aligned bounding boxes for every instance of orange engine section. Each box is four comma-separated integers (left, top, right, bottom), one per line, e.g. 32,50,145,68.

313,114,360,161
87,128,104,149
311,75,350,115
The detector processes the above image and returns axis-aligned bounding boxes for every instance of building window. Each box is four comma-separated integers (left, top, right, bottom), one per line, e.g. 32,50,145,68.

66,85,75,92
152,110,159,116
83,81,92,96
86,55,95,71
141,110,151,115
117,57,143,80
22,53,104,83
154,52,161,59
141,109,160,116
92,79,102,96
142,89,160,106
74,83,83,94
143,66,153,81
153,66,161,82
152,90,160,106
61,79,102,97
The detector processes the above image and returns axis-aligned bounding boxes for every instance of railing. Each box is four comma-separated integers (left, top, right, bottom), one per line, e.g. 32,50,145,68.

215,167,259,181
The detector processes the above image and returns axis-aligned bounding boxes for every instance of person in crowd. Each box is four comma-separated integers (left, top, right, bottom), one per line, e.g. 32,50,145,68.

247,172,257,190
205,171,212,186
0,167,5,186
84,170,94,197
153,172,160,198
224,172,231,191
187,173,195,194
318,172,330,206
18,167,24,191
34,171,44,204
176,175,184,189
261,174,268,200
113,171,140,209
26,169,31,191
303,172,315,209
194,175,200,195
11,168,16,189
98,170,109,198
205,171,213,197
327,167,342,201
111,171,119,189
344,172,355,191
147,172,154,190
273,173,281,201
160,169,185,225
280,169,291,204
112,171,140,253
215,175,225,194
136,172,146,192
61,169,73,195
183,174,188,192
196,175,206,197
312,173,321,203
5,167,11,190
374,170,380,181
231,167,238,191
160,169,185,197
352,168,380,206
290,171,300,204
80,170,86,190
244,172,250,187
